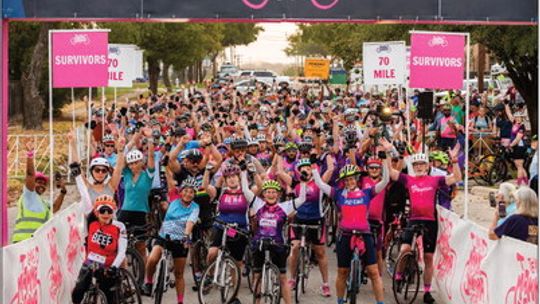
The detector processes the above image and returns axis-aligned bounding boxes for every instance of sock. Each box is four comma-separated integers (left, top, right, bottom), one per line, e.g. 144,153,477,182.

395,272,403,280
424,284,432,292
177,294,184,303
145,277,153,284
337,298,346,304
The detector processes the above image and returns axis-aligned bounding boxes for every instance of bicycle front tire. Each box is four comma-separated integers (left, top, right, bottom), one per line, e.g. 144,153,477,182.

253,264,281,304
118,268,142,304
154,260,166,304
126,247,145,287
392,252,420,304
346,258,360,304
198,256,241,304
81,288,108,304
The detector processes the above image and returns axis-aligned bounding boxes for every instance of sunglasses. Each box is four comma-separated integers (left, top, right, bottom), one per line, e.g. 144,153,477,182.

368,166,381,170
104,144,115,148
98,206,113,214
93,168,108,174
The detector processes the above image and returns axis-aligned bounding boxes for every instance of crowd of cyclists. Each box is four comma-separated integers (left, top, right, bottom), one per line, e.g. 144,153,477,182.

15,78,538,304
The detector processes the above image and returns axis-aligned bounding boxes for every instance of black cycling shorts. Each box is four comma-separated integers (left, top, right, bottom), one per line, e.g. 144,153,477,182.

117,210,147,238
252,245,288,274
336,232,377,268
400,220,438,254
511,146,528,160
153,238,189,259
210,226,249,262
289,218,325,246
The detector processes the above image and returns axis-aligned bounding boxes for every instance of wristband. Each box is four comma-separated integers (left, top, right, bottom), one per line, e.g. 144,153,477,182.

27,151,35,158
60,189,67,195
452,158,458,163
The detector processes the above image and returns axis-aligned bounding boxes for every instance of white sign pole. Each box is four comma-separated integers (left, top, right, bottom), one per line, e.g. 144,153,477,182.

101,87,105,138
48,31,54,210
464,33,470,220
87,87,92,174
114,87,117,112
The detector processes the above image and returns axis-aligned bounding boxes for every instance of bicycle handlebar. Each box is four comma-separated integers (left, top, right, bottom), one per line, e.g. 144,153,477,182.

213,218,250,237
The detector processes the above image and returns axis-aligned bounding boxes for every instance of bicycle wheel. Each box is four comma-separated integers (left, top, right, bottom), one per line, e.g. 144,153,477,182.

198,257,241,304
487,157,508,185
392,252,420,304
191,240,209,289
294,248,304,303
346,259,360,304
126,247,145,287
385,238,401,277
243,246,255,293
81,288,108,304
154,260,166,304
470,154,495,185
253,264,281,304
118,268,142,304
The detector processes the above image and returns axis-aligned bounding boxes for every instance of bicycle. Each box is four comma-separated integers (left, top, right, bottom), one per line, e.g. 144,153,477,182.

344,230,370,304
198,219,249,304
148,235,183,304
252,238,284,304
392,224,425,304
117,268,143,304
243,242,255,293
322,196,338,247
125,224,151,287
80,263,108,304
384,213,406,277
289,223,320,303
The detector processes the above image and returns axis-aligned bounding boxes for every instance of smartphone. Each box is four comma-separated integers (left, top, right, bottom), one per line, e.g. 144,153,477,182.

498,201,507,218
489,192,496,207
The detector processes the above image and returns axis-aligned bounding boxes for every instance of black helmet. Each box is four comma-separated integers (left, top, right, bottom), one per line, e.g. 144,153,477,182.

183,149,203,162
230,138,248,150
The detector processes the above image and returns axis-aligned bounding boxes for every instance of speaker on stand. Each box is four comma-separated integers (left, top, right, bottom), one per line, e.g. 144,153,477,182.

416,91,434,153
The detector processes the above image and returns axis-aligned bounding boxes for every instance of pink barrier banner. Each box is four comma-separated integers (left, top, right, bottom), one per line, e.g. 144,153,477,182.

51,30,109,88
409,32,465,90
434,206,538,304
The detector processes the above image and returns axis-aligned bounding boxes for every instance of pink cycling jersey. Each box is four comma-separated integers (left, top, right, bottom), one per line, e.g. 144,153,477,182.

398,173,446,221
360,176,386,223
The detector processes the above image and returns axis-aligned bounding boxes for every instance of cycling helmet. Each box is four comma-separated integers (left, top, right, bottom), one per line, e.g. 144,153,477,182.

34,171,49,183
102,134,115,144
90,157,111,169
256,134,267,143
284,142,298,151
410,153,429,164
273,135,285,146
222,165,241,177
366,157,382,167
230,138,248,150
296,158,312,170
93,195,117,211
339,164,361,180
262,180,282,192
126,149,144,164
344,108,356,117
180,177,199,190
247,138,259,146
184,149,203,162
429,151,449,165
298,141,314,153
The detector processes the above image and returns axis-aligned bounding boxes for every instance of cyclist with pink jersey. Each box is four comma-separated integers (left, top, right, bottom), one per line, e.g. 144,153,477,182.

312,151,391,304
384,139,461,304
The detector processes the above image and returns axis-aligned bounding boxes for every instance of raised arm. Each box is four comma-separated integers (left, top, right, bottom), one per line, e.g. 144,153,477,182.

202,163,217,200
291,181,307,210
109,136,126,191
374,157,390,194
240,170,255,203
504,103,514,122
445,143,462,186
24,140,36,192
380,138,401,181
312,167,333,196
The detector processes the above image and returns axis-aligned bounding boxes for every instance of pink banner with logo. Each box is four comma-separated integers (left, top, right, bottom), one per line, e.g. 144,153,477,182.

409,33,465,90
51,30,109,88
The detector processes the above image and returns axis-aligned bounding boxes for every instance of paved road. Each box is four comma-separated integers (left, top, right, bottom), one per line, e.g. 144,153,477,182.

142,246,442,304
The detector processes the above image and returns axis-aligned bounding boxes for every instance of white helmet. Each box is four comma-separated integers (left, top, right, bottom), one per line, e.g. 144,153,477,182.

90,157,110,169
410,153,429,164
102,134,115,144
126,149,144,164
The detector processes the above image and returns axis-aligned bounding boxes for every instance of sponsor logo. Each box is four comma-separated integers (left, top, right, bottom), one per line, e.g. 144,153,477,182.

376,44,392,53
70,34,90,46
428,36,448,47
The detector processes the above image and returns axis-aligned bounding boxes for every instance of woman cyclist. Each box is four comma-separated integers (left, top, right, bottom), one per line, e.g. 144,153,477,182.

312,155,390,304
241,168,307,304
142,177,200,304
504,102,529,186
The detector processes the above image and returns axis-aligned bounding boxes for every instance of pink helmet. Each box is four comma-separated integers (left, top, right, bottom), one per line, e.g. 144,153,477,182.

222,165,241,177
35,172,49,183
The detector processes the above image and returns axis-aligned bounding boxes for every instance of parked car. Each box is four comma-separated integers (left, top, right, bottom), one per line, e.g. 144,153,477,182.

218,63,239,78
233,79,273,94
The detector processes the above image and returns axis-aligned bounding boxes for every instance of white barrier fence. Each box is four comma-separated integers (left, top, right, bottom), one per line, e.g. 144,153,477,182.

434,206,538,304
2,203,537,304
2,203,85,304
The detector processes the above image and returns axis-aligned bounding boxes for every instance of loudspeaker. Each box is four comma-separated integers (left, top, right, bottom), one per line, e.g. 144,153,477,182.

417,92,434,120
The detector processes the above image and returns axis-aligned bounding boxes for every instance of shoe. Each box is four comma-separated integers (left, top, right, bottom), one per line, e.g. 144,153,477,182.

394,278,403,294
320,283,331,297
424,291,435,303
141,283,152,296
287,279,296,289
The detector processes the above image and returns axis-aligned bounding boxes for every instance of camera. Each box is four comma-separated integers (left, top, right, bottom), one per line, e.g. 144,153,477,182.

300,171,310,182
498,201,507,218
344,130,358,150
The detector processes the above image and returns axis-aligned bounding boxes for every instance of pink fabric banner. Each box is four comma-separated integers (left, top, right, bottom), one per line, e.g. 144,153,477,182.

409,33,465,90
51,30,108,88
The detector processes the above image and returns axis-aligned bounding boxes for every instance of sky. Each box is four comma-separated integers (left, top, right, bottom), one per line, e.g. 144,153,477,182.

233,23,299,65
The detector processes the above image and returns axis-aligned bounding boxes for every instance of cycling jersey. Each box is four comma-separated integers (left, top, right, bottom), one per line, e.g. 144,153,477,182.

293,180,323,220
173,166,212,223
360,176,386,223
216,188,249,227
121,168,155,213
398,173,446,221
85,220,127,268
333,188,374,233
159,199,199,241
251,197,295,245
